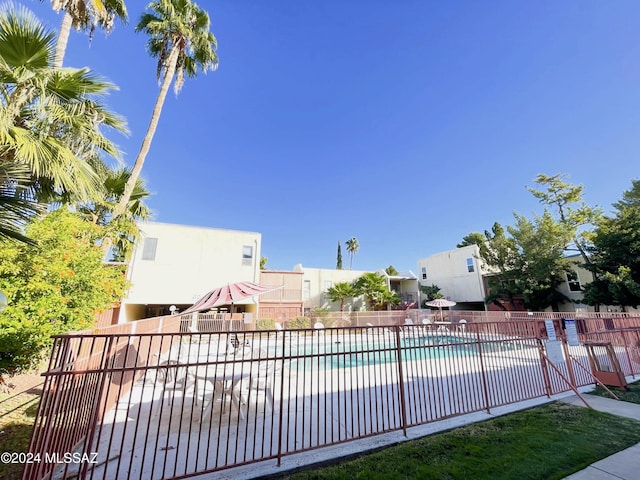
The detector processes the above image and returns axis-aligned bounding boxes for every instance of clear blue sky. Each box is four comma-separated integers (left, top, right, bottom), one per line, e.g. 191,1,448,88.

26,0,640,273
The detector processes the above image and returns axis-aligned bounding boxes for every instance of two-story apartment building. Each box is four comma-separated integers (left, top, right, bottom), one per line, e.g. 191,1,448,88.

417,245,487,311
120,222,262,323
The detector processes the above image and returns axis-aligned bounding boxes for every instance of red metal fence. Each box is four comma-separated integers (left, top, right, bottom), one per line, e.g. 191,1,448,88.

23,314,640,480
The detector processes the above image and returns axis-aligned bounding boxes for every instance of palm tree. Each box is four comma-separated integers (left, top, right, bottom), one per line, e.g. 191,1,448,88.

78,165,151,261
49,0,129,68
346,237,359,270
0,4,126,239
326,282,355,312
353,272,387,311
109,0,217,239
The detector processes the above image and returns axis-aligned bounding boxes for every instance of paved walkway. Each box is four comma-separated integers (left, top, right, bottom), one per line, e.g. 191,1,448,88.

560,393,640,480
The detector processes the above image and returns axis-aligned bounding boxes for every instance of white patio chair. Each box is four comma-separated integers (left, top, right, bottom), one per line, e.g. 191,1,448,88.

156,359,196,407
458,319,467,332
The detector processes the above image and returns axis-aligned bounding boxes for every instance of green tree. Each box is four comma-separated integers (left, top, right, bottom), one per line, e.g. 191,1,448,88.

336,241,342,269
49,0,129,68
110,0,218,246
420,284,443,308
353,272,390,310
346,237,359,270
260,256,267,270
385,265,398,276
612,178,640,210
0,4,127,238
583,181,640,309
479,222,519,310
527,174,602,290
326,281,355,312
508,212,572,311
457,232,485,248
0,209,128,381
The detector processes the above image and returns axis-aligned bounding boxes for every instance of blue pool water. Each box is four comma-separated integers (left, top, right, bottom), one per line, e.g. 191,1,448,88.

273,334,516,371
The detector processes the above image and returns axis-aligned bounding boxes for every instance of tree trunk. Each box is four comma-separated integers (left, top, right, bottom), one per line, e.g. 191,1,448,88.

54,12,73,68
103,46,180,257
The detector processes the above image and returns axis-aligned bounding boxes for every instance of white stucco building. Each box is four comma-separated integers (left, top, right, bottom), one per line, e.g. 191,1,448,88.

417,245,487,310
120,222,262,322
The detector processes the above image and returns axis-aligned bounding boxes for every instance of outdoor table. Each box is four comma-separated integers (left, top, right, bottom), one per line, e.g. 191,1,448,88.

191,363,251,420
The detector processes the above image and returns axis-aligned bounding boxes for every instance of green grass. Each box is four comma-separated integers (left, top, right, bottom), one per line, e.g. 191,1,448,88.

0,388,40,480
590,379,640,404
278,402,640,480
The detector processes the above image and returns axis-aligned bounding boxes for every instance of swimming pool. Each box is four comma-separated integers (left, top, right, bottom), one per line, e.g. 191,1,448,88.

270,332,517,371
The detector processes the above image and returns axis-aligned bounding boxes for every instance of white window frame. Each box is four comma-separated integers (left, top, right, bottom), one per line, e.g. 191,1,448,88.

242,245,253,266
141,237,158,261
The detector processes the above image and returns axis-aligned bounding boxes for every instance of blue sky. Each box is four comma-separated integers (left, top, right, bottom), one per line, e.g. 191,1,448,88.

26,1,640,273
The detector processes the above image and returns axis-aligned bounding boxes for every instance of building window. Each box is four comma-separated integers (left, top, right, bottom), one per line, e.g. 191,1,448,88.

303,280,311,300
141,237,158,261
421,266,427,280
242,245,253,266
467,257,475,273
566,271,581,292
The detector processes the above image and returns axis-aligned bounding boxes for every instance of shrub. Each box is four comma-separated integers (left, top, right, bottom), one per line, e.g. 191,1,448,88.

287,316,311,329
256,318,275,330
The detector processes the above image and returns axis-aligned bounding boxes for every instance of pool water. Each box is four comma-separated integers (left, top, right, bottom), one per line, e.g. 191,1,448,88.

275,334,521,371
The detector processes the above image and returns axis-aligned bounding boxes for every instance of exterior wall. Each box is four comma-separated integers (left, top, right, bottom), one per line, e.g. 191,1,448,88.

120,222,261,322
417,245,486,304
258,270,303,321
294,265,369,312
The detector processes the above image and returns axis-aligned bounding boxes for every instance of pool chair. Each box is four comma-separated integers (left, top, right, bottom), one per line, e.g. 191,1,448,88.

421,318,433,331
247,355,276,411
314,321,326,330
458,319,467,332
156,359,196,407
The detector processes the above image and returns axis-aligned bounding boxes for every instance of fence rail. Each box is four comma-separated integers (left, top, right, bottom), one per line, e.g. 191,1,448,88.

24,314,640,480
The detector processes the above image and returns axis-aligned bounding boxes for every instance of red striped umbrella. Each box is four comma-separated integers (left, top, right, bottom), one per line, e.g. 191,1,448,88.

183,281,283,314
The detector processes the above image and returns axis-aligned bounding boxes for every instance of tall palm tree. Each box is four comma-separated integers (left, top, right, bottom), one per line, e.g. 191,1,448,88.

0,4,126,239
49,0,128,68
346,237,359,270
109,0,217,240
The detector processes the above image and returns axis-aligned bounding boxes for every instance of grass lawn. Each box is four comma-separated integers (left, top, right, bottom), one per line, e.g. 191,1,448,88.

0,384,41,480
278,402,640,480
590,379,640,404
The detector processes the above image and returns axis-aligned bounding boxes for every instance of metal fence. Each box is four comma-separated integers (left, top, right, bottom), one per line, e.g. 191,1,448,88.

23,315,640,480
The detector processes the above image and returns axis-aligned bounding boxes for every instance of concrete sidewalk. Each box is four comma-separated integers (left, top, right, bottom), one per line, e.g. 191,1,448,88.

560,393,640,480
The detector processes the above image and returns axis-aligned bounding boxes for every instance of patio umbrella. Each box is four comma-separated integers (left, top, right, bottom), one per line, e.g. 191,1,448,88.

182,281,283,314
425,298,457,321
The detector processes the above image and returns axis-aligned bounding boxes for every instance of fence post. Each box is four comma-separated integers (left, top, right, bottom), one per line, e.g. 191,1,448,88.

536,339,553,397
475,327,491,413
276,330,286,465
393,326,408,436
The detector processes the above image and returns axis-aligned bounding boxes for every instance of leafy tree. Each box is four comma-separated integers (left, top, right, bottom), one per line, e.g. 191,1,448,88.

326,281,355,312
527,174,602,283
336,241,342,269
385,265,398,276
346,237,359,270
353,272,391,310
110,0,218,249
260,256,267,270
478,222,519,310
480,216,571,312
49,0,129,68
0,209,128,382
457,232,485,248
583,181,640,309
612,178,640,210
420,284,443,308
508,212,572,311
